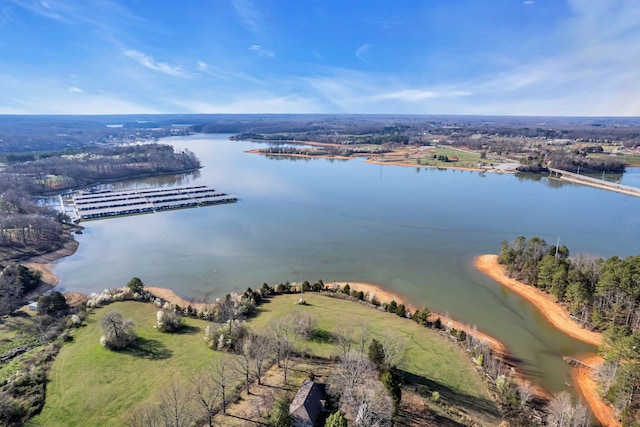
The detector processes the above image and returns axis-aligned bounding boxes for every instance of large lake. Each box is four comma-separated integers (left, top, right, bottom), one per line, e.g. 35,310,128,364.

53,134,640,394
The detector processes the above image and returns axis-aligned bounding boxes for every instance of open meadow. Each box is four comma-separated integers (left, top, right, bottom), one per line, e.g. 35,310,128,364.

29,293,501,426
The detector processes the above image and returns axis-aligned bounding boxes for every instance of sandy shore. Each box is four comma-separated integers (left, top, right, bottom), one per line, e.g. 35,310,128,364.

21,238,80,288
475,254,619,426
571,355,620,427
337,281,509,356
475,254,602,347
145,286,210,309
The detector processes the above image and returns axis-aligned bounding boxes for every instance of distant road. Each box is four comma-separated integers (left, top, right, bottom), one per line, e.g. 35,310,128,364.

548,168,640,198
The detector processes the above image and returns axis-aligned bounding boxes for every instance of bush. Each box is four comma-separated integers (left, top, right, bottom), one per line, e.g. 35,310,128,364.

204,319,248,352
155,309,183,333
100,311,136,350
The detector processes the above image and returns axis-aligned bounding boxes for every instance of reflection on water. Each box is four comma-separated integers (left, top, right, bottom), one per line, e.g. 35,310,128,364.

52,134,640,396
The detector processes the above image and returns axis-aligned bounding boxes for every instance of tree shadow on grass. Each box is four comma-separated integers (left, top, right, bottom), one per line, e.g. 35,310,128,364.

123,337,172,360
173,324,201,335
310,328,334,344
401,370,501,422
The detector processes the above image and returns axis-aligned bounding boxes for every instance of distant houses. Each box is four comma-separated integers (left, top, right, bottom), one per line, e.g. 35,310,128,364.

289,380,327,427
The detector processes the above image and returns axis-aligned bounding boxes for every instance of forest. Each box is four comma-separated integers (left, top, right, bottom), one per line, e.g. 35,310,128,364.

498,237,640,425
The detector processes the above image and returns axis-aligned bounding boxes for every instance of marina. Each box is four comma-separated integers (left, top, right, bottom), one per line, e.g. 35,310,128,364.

71,185,237,220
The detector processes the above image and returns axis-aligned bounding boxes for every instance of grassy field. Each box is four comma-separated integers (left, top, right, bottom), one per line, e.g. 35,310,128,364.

374,146,486,169
250,294,501,425
29,294,501,426
29,301,220,427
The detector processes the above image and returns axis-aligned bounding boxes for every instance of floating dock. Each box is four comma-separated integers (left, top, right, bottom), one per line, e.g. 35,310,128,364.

72,185,237,221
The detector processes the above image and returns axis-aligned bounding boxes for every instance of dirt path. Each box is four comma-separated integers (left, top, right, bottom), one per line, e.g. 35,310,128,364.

475,254,620,426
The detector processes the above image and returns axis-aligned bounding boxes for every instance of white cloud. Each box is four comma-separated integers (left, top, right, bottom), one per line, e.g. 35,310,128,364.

249,45,274,58
123,49,188,77
68,86,82,93
523,1,535,5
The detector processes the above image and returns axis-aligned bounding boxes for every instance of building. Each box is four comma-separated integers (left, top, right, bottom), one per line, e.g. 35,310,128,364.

289,380,327,427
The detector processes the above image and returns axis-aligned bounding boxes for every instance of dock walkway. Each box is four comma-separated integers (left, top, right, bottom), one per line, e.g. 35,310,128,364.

72,185,237,220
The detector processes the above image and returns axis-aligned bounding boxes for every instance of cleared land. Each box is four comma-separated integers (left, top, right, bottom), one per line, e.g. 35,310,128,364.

31,294,501,426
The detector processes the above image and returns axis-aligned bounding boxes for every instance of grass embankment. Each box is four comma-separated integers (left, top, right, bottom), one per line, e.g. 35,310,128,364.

31,294,501,426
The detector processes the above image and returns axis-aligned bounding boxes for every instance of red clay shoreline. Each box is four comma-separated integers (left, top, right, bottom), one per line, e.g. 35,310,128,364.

475,254,619,427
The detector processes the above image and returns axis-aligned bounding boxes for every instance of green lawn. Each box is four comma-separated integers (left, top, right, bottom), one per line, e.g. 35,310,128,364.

30,294,500,426
250,294,500,424
30,301,221,427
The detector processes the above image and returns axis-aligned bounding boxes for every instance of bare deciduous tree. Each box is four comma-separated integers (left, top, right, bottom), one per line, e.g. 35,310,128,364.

248,331,272,386
127,403,160,427
330,351,393,426
517,381,535,407
334,323,356,358
190,372,220,427
158,381,195,427
211,357,235,414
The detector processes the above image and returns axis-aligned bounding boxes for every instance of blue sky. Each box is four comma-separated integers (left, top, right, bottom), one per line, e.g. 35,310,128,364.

1,0,639,115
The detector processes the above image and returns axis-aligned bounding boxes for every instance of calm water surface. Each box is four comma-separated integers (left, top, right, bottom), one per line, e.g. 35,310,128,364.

53,134,640,394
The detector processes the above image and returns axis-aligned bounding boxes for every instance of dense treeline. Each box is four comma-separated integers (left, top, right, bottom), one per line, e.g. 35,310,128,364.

498,237,640,425
5,143,200,193
517,149,626,174
498,236,640,331
0,177,68,261
258,145,388,157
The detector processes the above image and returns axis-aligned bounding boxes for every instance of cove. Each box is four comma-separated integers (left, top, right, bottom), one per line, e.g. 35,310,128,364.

52,134,640,394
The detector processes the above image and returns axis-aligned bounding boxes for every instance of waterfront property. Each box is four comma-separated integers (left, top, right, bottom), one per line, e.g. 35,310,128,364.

71,185,237,220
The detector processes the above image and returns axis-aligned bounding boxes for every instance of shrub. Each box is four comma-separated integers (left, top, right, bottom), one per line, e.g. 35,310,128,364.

204,319,248,352
155,309,183,333
100,311,136,350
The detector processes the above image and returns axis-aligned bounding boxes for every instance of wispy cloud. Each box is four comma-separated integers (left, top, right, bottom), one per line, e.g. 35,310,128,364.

0,6,13,25
169,93,321,114
232,0,261,33
523,1,535,5
68,86,82,93
195,60,262,84
249,45,274,58
355,43,372,64
377,89,471,101
8,0,69,22
123,49,188,77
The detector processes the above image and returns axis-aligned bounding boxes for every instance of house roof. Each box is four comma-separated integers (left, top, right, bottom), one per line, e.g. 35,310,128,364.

289,380,327,425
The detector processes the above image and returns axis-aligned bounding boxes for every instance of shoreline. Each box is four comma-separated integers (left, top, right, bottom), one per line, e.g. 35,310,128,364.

21,238,80,288
243,139,512,174
475,254,602,347
475,254,619,427
336,281,509,356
